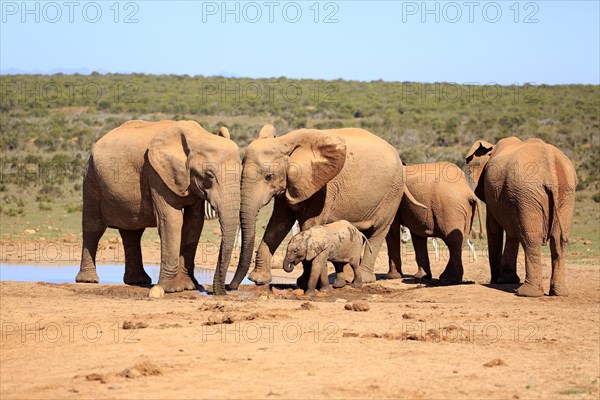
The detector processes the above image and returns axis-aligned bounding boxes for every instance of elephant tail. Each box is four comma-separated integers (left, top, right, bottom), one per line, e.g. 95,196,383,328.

468,196,484,240
404,187,427,210
358,231,372,264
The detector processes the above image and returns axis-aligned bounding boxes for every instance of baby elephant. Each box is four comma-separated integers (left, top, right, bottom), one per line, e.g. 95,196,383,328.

283,221,370,296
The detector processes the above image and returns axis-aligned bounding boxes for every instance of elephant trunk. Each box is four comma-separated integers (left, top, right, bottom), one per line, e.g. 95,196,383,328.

229,190,261,290
212,187,241,295
283,255,295,273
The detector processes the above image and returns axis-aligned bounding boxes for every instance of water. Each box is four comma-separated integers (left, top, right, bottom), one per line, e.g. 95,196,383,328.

0,264,296,285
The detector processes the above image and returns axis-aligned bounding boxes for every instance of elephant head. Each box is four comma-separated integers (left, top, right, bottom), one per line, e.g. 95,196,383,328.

465,140,494,201
148,121,240,295
228,125,347,289
283,232,309,273
282,230,332,273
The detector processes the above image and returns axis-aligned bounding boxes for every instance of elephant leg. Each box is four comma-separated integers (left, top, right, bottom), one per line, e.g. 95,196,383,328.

76,224,106,283
296,260,312,290
120,228,151,285
498,237,520,284
319,262,332,293
486,214,504,284
306,252,328,296
332,262,347,288
358,227,390,284
515,240,544,297
385,220,403,279
412,234,432,279
76,178,106,283
350,260,363,288
439,231,464,284
180,201,205,286
549,235,568,296
249,198,296,285
154,200,195,293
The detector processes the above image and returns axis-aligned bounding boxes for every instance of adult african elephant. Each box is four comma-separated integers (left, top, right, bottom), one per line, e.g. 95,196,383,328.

229,125,422,290
465,137,576,297
386,162,480,283
75,120,241,295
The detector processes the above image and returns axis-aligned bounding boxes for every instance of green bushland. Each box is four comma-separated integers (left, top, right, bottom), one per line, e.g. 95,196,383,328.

1,74,598,261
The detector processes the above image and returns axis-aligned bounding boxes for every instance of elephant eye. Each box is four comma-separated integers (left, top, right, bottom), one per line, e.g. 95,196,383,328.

265,173,274,182
205,171,215,180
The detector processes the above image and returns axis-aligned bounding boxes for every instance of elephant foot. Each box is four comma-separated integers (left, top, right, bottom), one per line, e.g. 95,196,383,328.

332,276,347,288
248,267,272,286
384,270,402,280
350,280,363,289
319,284,332,293
305,288,317,296
158,274,196,293
515,282,544,297
75,269,99,283
549,284,569,297
124,269,152,285
414,268,432,280
439,270,463,284
360,270,376,284
497,271,520,284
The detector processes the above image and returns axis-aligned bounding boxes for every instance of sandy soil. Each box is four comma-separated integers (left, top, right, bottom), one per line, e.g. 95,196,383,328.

1,242,599,399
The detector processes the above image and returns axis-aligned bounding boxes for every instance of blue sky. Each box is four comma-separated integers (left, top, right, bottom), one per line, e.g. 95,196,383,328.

1,1,598,84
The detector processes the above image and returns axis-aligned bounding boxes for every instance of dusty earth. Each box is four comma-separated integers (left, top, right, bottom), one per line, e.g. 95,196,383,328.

1,242,599,399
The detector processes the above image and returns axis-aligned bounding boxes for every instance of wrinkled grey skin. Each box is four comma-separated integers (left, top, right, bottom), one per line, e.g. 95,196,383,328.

75,120,241,295
386,162,478,283
465,137,576,297
282,220,370,296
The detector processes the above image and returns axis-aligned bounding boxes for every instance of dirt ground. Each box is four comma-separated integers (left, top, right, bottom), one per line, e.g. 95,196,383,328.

1,243,599,400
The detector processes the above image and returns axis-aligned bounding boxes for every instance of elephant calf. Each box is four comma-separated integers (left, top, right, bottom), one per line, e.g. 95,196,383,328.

283,220,370,296
386,162,479,283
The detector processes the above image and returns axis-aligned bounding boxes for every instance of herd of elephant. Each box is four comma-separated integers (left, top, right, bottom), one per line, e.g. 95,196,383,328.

75,120,577,298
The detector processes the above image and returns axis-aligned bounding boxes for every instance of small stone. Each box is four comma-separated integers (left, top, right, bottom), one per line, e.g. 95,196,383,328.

85,373,107,383
335,298,348,303
122,321,148,330
23,229,36,235
345,301,370,312
483,358,507,367
402,313,416,319
149,285,165,299
292,288,305,296
121,368,141,379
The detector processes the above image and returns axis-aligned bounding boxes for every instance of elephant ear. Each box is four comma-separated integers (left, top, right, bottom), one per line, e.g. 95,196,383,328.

283,131,347,205
465,140,494,163
258,124,277,139
217,127,230,139
147,125,192,196
306,236,331,261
